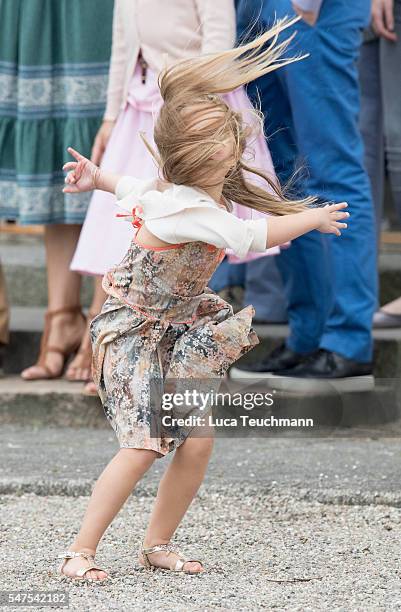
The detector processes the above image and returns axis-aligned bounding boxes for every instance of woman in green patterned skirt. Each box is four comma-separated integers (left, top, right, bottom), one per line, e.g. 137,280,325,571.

0,0,114,380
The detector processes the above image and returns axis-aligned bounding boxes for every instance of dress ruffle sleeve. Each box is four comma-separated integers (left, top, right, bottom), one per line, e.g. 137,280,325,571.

115,178,268,258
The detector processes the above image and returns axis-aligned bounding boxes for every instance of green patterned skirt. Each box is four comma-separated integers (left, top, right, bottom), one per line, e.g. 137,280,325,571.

0,0,114,224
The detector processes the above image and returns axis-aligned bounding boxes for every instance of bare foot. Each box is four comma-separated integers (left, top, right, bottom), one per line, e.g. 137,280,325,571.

139,548,203,574
60,548,108,582
21,311,85,380
83,381,98,396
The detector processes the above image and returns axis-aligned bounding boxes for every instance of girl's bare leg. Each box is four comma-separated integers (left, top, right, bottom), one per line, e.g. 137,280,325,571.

66,275,107,383
141,434,214,573
62,448,157,580
22,225,84,379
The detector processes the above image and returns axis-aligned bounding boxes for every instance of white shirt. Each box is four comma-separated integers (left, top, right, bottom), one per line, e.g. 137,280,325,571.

115,176,268,259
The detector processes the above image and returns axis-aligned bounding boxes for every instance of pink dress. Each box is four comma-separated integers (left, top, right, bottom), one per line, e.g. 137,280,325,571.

70,64,280,276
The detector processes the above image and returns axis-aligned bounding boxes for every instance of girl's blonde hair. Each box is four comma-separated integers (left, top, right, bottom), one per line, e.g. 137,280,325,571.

145,16,316,215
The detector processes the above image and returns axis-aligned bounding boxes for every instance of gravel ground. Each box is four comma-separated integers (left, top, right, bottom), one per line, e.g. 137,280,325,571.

1,490,401,612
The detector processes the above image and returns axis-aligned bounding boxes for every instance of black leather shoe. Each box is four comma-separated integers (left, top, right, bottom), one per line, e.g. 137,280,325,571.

268,349,374,392
229,343,311,379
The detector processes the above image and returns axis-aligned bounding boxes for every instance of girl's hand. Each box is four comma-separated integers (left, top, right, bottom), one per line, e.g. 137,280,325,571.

62,147,100,193
316,202,350,236
91,120,115,165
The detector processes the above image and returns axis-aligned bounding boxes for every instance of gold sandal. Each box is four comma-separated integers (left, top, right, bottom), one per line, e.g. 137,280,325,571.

58,550,108,583
140,543,204,574
21,306,85,380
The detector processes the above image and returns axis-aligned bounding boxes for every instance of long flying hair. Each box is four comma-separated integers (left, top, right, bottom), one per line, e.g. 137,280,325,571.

143,16,316,215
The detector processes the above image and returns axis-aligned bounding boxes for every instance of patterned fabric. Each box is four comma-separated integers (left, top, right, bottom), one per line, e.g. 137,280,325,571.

90,233,259,456
0,0,114,224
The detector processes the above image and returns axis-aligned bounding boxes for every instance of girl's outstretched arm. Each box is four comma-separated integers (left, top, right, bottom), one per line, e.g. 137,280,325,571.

62,147,121,194
266,203,350,248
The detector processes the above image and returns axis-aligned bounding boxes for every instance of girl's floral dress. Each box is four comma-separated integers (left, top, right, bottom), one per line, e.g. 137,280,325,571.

90,231,259,456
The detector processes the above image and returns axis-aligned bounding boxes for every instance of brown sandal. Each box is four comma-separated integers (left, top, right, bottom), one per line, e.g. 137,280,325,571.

65,310,98,383
21,306,85,381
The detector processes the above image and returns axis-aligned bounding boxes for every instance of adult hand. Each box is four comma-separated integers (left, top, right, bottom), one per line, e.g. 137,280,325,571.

292,2,318,26
372,0,397,42
91,120,115,165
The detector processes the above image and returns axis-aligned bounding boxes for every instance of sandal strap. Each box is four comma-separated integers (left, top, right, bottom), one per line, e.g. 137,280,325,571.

35,306,85,374
76,564,104,578
142,543,180,556
74,345,92,359
58,551,94,561
58,551,106,579
141,543,203,572
45,345,68,356
67,310,99,363
44,306,85,325
174,556,203,572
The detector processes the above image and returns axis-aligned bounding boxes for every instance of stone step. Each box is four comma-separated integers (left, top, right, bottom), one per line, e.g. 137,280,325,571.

0,375,399,429
0,377,104,428
1,234,401,307
6,306,401,378
0,234,93,308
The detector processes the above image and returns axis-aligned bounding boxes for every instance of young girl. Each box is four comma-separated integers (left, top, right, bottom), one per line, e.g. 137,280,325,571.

58,18,349,582
67,0,280,394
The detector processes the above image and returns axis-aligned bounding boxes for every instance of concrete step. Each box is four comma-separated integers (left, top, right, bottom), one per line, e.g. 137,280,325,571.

6,306,401,378
0,374,399,429
0,377,104,428
0,234,93,308
1,234,401,307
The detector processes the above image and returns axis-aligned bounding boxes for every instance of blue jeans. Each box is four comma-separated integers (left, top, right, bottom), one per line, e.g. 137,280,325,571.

209,256,288,322
237,0,377,361
209,258,245,292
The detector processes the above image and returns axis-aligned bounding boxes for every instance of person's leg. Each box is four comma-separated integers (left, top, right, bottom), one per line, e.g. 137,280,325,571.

380,0,401,221
21,224,85,379
306,13,377,362
45,224,82,307
65,275,107,383
209,257,245,292
268,0,377,363
247,56,332,353
141,435,214,573
0,261,9,346
243,256,288,323
359,33,385,234
62,447,157,580
0,261,9,374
